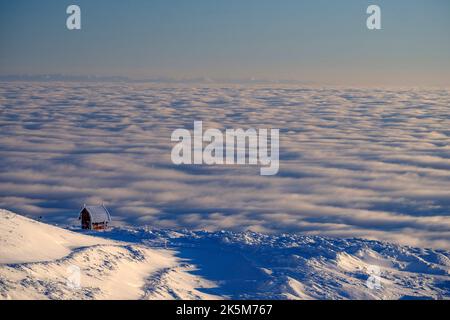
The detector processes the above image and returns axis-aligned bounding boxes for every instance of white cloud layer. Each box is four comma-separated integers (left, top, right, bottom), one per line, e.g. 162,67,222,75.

0,83,449,249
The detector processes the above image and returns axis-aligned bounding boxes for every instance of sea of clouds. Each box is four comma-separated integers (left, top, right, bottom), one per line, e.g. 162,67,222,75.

0,82,449,249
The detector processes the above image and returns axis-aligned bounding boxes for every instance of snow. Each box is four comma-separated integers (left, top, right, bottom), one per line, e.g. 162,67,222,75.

0,210,218,300
81,205,112,224
0,210,113,264
1,209,449,300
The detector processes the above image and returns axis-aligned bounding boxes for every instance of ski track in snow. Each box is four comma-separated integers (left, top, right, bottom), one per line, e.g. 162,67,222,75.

1,209,450,300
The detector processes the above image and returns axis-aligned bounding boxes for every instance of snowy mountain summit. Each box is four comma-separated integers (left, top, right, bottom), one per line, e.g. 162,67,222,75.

0,209,449,300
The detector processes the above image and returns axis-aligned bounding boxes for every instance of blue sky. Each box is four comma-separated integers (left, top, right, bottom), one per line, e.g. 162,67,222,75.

1,0,450,85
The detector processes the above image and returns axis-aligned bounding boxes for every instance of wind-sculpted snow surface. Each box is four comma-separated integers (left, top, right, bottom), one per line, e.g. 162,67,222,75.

1,211,449,300
0,210,219,300
0,83,450,249
96,227,450,300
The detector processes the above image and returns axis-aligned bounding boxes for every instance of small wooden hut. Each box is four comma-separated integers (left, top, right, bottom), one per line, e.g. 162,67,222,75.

79,204,111,230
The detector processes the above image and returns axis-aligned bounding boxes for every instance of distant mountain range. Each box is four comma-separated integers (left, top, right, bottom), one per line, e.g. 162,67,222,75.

0,74,314,84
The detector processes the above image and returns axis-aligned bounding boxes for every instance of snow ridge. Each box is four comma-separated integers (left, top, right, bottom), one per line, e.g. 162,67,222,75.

1,210,449,300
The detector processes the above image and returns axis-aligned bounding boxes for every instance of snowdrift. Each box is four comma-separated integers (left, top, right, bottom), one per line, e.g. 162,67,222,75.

1,209,449,300
0,210,218,300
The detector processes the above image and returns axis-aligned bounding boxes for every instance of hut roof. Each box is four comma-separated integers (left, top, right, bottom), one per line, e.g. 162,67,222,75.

80,205,111,223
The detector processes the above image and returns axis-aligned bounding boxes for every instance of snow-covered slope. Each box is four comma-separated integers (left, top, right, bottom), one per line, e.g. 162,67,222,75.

101,228,450,300
0,210,218,300
0,210,115,264
1,209,449,300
